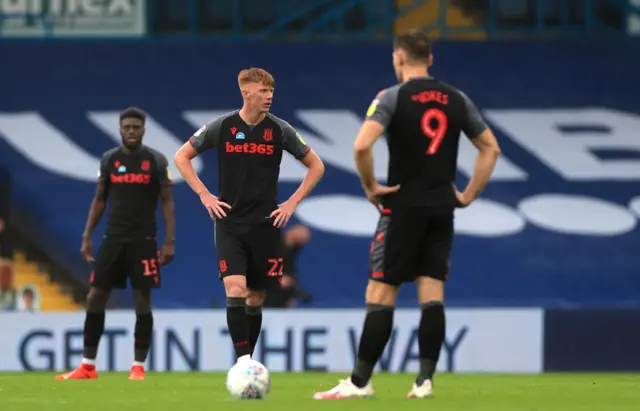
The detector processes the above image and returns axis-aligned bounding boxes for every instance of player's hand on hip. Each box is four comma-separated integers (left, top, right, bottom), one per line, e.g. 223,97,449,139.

454,186,473,208
364,183,401,212
159,243,175,266
80,237,94,263
200,192,231,219
270,199,297,228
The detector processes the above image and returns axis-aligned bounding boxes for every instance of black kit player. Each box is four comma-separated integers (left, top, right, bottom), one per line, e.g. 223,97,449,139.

314,30,501,400
56,107,176,381
174,68,325,364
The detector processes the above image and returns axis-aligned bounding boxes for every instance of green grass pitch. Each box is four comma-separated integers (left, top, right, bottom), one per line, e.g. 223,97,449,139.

0,372,638,411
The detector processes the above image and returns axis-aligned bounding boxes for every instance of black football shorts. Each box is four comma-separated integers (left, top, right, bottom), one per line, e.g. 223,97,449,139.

369,207,454,285
215,220,283,291
91,236,160,290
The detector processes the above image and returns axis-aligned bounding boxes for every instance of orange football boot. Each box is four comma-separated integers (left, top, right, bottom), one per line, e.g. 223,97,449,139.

129,365,145,380
55,364,97,380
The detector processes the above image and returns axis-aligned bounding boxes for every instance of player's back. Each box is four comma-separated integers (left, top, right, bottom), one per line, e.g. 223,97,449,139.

379,77,478,209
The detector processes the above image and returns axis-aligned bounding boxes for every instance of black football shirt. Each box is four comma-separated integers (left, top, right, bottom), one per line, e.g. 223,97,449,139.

366,76,488,208
189,111,310,223
97,145,171,241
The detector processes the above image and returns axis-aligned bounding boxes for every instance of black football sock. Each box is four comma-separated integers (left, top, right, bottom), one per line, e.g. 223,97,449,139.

350,304,394,388
134,311,154,363
246,305,263,355
226,297,252,358
83,311,105,362
417,301,445,384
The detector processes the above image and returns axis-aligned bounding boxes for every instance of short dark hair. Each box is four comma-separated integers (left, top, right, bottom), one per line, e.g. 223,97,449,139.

119,107,146,124
394,30,432,63
21,285,35,297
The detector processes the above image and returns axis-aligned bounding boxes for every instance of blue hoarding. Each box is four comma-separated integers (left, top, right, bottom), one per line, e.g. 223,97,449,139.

1,40,640,308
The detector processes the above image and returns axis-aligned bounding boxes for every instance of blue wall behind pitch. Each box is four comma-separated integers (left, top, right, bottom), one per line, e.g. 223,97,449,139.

1,40,640,308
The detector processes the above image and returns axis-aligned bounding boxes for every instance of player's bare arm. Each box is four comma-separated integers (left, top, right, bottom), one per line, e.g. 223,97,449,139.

354,120,400,211
175,117,231,220
174,143,208,196
159,184,175,265
456,129,501,207
154,153,175,265
289,149,324,204
354,120,384,189
271,123,325,228
354,89,401,211
174,141,231,220
455,93,501,207
272,149,324,228
81,180,108,263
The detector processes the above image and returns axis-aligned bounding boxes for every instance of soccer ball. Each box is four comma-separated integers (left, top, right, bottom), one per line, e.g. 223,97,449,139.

226,359,271,399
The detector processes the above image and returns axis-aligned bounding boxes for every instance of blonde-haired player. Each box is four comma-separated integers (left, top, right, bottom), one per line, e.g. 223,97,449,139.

174,68,325,362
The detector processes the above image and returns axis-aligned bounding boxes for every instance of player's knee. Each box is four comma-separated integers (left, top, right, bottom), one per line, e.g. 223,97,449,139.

365,280,398,306
133,289,152,314
86,287,109,312
223,277,247,298
134,303,152,314
246,290,265,306
417,276,444,304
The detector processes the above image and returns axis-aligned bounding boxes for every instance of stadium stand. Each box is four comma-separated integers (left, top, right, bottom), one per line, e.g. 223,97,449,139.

395,0,486,39
11,252,82,312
